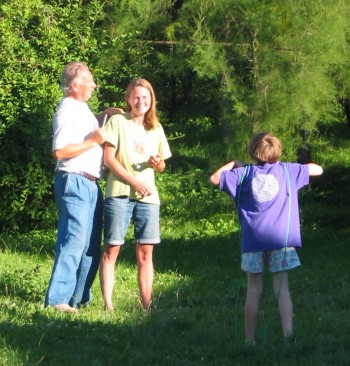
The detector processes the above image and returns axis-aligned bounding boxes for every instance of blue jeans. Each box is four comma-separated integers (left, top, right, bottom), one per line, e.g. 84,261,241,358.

45,172,103,307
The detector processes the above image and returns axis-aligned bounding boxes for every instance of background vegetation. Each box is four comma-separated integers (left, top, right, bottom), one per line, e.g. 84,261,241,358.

1,0,350,231
0,0,350,365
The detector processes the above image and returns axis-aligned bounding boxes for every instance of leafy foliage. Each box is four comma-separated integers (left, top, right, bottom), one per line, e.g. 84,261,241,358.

0,0,106,231
1,0,350,232
162,0,350,154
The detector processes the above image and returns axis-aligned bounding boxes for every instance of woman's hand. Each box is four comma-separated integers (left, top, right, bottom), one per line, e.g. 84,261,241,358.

148,154,165,172
131,178,153,197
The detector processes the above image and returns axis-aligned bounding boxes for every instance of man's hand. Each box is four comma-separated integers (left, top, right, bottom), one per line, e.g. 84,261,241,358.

90,127,106,145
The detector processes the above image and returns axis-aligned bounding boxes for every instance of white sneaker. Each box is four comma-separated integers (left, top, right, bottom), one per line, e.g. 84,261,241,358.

53,304,78,314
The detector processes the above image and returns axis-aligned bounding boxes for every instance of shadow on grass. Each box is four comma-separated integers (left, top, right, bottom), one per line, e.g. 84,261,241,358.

0,235,247,365
0,310,251,366
2,229,350,365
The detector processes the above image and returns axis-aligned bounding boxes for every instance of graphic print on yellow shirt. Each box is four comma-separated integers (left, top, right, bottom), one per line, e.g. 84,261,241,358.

104,113,172,204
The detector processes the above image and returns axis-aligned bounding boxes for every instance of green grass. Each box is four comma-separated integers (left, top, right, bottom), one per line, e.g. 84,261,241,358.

1,122,350,365
1,228,350,365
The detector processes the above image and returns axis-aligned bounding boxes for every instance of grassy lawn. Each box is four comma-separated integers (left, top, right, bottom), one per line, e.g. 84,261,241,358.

1,122,350,365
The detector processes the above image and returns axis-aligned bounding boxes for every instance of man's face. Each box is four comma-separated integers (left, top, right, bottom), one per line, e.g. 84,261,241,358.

71,69,96,102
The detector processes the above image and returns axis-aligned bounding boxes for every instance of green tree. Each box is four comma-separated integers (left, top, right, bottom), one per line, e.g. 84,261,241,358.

0,0,107,231
161,0,350,156
1,0,350,232
0,0,177,232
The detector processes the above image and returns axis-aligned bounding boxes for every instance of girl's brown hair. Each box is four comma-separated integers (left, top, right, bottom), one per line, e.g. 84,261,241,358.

125,78,159,130
248,132,282,164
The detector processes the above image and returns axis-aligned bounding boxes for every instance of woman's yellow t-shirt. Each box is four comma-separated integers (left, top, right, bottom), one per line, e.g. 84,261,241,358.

104,113,172,204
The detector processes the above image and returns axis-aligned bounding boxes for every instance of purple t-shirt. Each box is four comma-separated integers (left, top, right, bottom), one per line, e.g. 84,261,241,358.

220,162,309,253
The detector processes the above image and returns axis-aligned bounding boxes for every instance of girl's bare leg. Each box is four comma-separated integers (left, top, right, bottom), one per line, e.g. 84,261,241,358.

245,272,263,343
273,271,293,338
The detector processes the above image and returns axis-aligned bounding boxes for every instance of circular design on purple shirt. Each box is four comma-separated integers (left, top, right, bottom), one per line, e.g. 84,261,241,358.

252,174,279,202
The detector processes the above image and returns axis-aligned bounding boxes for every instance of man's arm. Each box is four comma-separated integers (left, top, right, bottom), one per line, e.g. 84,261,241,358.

53,128,106,160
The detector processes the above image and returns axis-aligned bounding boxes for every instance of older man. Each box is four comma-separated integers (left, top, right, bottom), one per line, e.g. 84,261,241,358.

45,62,107,313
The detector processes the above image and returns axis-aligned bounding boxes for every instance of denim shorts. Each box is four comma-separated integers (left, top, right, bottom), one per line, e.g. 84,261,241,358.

104,196,160,245
241,247,301,273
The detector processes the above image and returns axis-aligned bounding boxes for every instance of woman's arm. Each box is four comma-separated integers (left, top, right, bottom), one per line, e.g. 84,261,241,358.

104,142,151,196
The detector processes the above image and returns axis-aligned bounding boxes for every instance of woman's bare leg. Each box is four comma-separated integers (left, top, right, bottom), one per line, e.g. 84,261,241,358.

136,244,154,310
99,244,121,310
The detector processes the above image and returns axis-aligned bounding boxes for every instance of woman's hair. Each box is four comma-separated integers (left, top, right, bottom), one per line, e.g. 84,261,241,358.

125,78,159,130
248,132,282,164
60,62,88,96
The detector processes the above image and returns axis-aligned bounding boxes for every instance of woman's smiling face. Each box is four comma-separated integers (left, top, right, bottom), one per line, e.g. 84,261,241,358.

127,86,151,117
